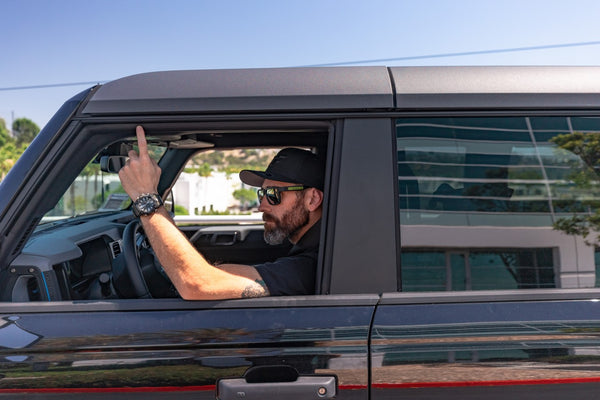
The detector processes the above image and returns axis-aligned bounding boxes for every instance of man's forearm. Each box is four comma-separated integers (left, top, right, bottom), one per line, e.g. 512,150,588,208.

138,208,267,300
139,208,211,296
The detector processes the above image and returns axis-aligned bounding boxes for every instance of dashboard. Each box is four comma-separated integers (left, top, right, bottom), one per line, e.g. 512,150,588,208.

3,211,282,302
5,211,132,302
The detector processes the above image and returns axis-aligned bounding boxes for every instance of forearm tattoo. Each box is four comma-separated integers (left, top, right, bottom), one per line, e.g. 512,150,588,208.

241,279,270,298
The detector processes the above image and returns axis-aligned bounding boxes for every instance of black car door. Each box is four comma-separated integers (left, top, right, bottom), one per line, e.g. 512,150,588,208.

370,292,600,400
0,296,377,399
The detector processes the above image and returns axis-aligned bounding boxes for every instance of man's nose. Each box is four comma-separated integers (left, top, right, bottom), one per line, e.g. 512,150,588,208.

258,196,270,212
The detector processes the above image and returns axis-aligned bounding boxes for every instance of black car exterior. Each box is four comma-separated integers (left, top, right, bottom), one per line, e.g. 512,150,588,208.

1,67,600,399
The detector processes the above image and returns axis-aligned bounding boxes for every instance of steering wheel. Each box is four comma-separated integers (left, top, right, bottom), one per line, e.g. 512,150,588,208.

117,219,178,299
121,219,153,298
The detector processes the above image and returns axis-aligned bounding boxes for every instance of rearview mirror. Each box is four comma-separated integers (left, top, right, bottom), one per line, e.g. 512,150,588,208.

100,156,128,173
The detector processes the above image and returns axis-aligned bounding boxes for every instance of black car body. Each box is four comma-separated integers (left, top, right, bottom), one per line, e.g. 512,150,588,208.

1,66,600,399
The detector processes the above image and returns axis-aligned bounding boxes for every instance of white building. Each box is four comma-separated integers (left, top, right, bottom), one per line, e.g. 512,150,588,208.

172,171,245,215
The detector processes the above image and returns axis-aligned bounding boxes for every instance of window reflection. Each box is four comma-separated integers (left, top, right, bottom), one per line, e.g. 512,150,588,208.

397,117,600,291
401,249,554,291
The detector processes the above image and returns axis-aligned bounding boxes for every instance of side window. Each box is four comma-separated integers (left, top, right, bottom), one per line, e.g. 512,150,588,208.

396,117,600,291
171,148,278,219
42,144,166,223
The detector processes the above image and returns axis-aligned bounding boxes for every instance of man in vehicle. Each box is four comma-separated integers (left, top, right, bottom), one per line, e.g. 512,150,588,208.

118,126,324,300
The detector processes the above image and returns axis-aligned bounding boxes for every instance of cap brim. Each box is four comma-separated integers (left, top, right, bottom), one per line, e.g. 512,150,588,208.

240,169,302,187
239,170,267,187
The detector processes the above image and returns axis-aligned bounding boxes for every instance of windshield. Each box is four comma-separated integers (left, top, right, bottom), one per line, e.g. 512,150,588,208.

40,144,166,224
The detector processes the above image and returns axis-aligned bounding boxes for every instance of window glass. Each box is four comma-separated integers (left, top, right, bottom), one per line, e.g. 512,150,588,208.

41,144,166,223
397,117,600,291
172,148,279,219
469,249,554,290
401,251,446,291
401,249,554,291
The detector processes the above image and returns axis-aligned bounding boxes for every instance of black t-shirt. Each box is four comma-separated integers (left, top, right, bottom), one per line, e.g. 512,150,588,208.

253,221,320,296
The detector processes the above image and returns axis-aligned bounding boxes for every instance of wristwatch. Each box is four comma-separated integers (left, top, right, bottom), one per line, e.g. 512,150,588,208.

132,193,163,217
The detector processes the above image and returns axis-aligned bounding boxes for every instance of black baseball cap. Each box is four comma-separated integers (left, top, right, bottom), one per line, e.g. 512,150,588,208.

239,148,325,190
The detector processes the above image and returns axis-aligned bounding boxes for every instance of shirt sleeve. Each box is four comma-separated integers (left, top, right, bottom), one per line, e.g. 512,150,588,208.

254,251,316,296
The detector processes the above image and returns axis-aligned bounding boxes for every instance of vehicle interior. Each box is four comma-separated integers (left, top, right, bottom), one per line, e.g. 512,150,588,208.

1,121,331,302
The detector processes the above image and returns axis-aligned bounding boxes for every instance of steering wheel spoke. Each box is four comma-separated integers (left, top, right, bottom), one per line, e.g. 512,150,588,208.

114,219,178,299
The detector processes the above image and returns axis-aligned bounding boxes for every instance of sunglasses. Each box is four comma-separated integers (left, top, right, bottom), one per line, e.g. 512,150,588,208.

257,185,308,205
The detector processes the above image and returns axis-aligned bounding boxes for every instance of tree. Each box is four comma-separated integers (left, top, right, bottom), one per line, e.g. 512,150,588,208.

184,162,213,177
550,131,600,244
0,120,19,180
0,118,11,147
0,142,19,179
80,162,101,211
233,187,257,210
12,118,40,146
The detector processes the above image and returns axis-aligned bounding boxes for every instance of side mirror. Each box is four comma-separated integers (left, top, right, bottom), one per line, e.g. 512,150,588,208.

100,156,128,173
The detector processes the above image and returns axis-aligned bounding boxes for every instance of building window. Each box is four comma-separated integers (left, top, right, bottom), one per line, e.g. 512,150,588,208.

397,116,600,290
401,249,555,292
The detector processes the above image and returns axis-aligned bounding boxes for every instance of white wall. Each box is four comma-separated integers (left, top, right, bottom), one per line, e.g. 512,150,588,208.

172,172,244,214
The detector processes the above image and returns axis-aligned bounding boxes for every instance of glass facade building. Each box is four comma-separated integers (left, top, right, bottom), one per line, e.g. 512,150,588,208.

396,117,600,291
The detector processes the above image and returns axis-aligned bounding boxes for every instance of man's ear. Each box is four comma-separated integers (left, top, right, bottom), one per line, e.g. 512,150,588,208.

305,188,323,211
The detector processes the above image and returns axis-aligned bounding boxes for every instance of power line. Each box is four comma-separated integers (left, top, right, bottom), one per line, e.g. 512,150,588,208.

303,40,600,66
2,40,600,91
0,81,107,92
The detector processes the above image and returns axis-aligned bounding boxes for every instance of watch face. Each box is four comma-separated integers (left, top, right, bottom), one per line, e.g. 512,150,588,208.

137,196,156,214
133,194,162,216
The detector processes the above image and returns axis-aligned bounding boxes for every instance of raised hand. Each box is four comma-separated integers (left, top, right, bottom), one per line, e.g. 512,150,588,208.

118,126,162,200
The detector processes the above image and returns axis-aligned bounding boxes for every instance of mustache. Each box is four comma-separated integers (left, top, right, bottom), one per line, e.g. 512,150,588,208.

263,213,277,223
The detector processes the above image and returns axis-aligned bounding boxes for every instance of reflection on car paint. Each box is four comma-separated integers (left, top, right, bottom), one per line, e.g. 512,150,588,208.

0,316,41,350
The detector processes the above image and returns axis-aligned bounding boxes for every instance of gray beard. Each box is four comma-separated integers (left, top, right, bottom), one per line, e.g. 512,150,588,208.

264,228,288,245
263,197,310,245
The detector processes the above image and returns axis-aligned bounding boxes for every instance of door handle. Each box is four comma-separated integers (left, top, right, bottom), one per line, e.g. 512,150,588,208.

211,231,239,246
217,365,337,400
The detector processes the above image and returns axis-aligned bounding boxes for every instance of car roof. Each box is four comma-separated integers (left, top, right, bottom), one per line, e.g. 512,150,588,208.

81,66,600,116
81,66,394,115
390,66,600,109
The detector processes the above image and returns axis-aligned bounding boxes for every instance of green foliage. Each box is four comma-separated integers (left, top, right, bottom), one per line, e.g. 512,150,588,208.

550,132,600,244
551,131,600,168
0,118,11,147
0,141,19,178
199,205,231,215
233,187,257,210
82,161,101,178
12,117,40,146
192,151,224,166
0,120,25,179
191,149,275,175
173,204,189,215
184,162,213,177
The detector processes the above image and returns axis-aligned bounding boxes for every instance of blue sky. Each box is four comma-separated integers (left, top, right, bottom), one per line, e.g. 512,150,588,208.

2,0,600,128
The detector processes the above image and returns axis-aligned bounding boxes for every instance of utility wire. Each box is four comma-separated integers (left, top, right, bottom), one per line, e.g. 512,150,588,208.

0,81,107,92
1,40,600,91
303,40,600,67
